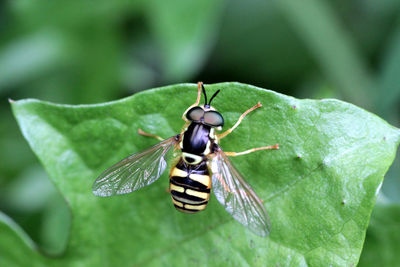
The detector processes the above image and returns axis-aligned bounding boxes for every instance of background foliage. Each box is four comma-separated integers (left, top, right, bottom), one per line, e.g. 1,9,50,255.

1,0,400,265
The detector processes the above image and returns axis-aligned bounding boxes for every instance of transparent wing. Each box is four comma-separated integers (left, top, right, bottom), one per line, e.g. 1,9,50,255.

93,136,178,197
211,145,271,236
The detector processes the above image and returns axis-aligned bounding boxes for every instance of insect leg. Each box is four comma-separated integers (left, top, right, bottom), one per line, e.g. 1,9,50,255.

217,102,262,139
180,120,190,132
182,81,203,121
138,128,164,141
224,144,279,157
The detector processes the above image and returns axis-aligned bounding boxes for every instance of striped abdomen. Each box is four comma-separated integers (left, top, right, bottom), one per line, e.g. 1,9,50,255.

169,158,211,213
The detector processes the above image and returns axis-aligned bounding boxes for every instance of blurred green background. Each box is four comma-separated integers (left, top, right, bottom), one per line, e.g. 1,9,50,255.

1,0,399,263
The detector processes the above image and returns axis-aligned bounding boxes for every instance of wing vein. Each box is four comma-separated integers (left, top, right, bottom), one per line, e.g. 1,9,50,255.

92,136,178,197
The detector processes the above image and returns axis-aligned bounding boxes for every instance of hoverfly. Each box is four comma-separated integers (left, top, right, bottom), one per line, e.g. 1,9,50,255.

92,82,279,236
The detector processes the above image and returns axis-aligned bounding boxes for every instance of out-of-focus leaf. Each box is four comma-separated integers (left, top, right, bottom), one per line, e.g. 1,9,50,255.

2,82,400,266
375,22,400,202
378,159,400,203
1,166,53,212
205,0,317,91
274,0,374,109
39,194,70,255
359,204,400,267
145,0,225,81
376,22,400,118
0,212,39,264
0,32,65,90
0,106,40,186
0,164,70,255
2,0,225,101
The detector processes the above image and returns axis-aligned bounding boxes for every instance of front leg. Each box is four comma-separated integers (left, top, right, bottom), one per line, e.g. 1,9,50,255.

182,81,203,122
217,102,262,139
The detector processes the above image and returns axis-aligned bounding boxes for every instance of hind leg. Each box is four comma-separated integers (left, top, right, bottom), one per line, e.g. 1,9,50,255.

182,81,203,121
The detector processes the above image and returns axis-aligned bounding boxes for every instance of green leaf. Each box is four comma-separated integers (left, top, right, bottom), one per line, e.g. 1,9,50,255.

376,22,400,202
359,204,400,267
0,32,64,91
3,82,400,266
145,0,225,81
275,0,374,109
376,21,400,120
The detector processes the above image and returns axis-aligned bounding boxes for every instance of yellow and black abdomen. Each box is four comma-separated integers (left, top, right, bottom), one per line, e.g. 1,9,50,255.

169,158,211,213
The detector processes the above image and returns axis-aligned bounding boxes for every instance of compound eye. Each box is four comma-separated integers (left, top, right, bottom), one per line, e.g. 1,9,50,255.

186,107,204,121
204,111,224,127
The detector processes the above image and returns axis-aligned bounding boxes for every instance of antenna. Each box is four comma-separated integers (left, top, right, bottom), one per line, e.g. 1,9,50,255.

208,89,220,105
201,83,208,106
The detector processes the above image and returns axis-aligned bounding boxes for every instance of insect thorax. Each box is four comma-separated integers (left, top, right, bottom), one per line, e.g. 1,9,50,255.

180,122,215,165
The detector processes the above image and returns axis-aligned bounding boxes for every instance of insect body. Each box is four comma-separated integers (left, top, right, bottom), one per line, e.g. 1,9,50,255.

169,91,224,213
170,159,211,213
92,82,279,236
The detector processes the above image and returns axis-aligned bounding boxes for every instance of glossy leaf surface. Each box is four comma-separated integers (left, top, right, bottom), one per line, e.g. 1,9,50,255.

3,82,400,266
